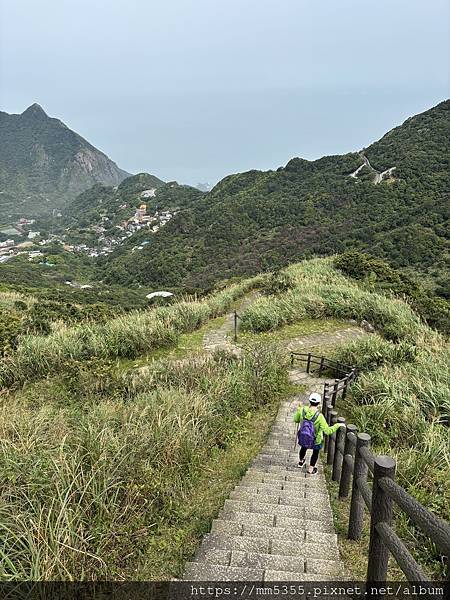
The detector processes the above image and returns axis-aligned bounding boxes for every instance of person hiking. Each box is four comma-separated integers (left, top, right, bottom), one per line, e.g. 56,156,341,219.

294,392,345,475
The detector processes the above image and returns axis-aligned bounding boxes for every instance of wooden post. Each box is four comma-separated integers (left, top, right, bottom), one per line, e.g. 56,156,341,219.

348,433,371,540
342,375,349,400
323,401,332,452
322,383,329,415
290,352,294,367
318,356,325,376
234,310,238,342
332,417,346,481
327,411,338,465
306,352,312,373
366,456,396,583
331,380,339,407
339,424,357,499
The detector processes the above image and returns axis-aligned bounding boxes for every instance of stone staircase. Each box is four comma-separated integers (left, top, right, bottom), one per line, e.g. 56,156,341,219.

183,373,344,581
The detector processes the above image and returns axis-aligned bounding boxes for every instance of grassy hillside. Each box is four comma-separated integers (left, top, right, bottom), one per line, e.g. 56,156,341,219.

102,100,449,291
0,258,447,580
240,259,449,577
0,275,263,388
0,348,288,579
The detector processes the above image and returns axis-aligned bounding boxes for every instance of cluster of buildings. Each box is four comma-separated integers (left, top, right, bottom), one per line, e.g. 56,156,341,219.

0,197,178,265
60,204,177,258
119,203,177,235
0,238,53,264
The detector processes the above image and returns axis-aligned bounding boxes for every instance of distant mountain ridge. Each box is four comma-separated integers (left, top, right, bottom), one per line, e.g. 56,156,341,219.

102,100,449,292
0,103,131,219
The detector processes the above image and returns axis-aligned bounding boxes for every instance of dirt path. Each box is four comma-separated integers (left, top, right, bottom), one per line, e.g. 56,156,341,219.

285,326,368,352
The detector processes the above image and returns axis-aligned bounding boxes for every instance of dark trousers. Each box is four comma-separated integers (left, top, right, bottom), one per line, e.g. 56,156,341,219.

299,446,320,467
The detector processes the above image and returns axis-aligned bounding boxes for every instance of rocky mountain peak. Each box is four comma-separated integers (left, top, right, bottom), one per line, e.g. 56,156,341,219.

21,103,48,119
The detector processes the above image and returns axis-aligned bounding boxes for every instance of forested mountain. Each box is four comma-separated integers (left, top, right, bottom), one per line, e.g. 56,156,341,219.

102,100,449,293
0,104,130,219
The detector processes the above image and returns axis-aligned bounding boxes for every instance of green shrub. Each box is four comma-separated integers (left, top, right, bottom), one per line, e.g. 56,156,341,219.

332,336,418,372
262,269,296,296
334,251,450,334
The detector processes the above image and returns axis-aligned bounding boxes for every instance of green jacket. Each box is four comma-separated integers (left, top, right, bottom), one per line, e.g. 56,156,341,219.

293,405,340,446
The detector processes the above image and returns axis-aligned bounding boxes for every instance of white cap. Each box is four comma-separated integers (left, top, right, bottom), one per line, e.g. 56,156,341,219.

309,392,322,405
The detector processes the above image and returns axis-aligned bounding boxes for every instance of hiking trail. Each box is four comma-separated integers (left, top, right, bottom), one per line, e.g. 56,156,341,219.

202,293,257,353
350,152,396,184
184,306,371,580
183,371,345,581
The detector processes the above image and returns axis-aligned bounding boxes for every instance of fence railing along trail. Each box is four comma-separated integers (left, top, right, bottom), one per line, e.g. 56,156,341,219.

233,310,241,342
291,352,450,585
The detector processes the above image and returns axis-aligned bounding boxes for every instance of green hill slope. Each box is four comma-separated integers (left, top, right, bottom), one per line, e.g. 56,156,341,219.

0,259,447,579
0,103,130,219
102,100,449,290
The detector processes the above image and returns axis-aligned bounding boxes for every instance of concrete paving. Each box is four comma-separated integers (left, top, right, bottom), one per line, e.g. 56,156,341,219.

183,375,344,581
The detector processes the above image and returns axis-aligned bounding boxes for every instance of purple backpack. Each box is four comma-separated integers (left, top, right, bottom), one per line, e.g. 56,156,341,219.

297,408,319,449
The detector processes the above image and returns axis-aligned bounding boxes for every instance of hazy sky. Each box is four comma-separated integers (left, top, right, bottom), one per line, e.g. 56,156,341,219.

1,0,449,185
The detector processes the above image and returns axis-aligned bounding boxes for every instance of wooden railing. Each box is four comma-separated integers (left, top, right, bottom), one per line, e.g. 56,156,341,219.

294,352,450,584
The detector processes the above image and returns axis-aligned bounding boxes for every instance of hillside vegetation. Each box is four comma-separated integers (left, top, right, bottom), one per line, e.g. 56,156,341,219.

240,258,449,576
0,276,263,388
0,348,288,579
0,258,448,579
102,100,449,291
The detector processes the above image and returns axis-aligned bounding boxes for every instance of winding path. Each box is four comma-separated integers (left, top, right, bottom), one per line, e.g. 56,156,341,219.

202,294,258,353
350,153,396,185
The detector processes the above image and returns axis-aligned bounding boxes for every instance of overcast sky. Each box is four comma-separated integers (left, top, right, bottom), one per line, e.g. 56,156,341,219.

1,0,449,185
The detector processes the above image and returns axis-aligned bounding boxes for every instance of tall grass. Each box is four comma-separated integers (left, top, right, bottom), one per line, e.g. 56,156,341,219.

0,276,264,389
239,258,448,576
332,324,449,576
0,345,288,580
0,290,34,310
240,258,425,343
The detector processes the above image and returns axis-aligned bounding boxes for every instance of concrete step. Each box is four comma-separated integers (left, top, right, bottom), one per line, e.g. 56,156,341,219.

229,550,304,572
246,463,325,476
241,473,328,487
212,518,334,542
305,558,344,576
222,499,332,521
197,533,331,560
185,560,315,581
219,510,334,532
229,488,331,508
233,484,329,501
184,562,263,581
194,549,343,578
240,523,336,543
